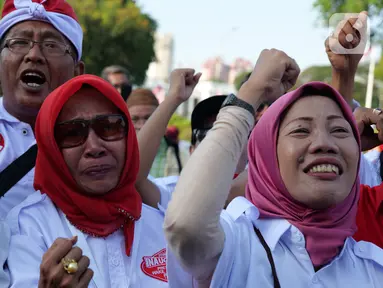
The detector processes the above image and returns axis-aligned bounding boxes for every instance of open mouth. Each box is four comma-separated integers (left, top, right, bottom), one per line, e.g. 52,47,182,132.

20,70,46,88
304,163,343,176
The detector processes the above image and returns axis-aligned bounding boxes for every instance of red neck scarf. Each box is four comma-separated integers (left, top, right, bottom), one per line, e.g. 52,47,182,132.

34,74,142,256
246,82,361,267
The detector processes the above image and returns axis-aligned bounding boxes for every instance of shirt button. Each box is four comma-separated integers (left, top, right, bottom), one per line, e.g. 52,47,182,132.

312,276,318,284
21,128,28,136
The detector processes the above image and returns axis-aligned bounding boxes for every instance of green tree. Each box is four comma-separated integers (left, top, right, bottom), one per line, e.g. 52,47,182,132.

67,0,157,85
168,113,192,141
297,64,380,107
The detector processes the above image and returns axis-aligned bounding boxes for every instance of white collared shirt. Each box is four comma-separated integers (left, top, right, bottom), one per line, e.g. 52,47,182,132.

0,98,36,220
0,221,10,287
6,190,172,288
168,197,383,288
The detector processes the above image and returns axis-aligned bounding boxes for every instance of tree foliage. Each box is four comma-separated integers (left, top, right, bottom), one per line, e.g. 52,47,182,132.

168,113,192,141
0,1,157,85
234,71,252,91
313,0,383,40
67,0,157,85
297,64,380,107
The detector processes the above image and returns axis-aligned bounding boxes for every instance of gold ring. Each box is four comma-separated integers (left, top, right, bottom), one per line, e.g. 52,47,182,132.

61,258,78,274
373,108,382,115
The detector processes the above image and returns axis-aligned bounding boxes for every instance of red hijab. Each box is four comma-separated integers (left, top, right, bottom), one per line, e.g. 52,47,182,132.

246,82,361,266
34,74,142,256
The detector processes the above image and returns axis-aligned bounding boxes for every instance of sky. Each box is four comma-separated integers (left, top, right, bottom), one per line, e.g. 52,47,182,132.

138,0,333,71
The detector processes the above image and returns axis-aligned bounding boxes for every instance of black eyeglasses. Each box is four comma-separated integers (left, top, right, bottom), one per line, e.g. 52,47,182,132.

55,114,128,149
2,38,72,57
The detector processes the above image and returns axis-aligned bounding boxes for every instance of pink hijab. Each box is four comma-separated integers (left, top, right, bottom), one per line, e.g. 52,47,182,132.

246,81,361,267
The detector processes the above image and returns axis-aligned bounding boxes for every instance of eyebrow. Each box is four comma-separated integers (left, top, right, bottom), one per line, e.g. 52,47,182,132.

282,115,345,128
9,29,65,42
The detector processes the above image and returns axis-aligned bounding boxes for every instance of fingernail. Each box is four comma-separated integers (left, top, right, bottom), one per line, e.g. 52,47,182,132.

70,235,78,243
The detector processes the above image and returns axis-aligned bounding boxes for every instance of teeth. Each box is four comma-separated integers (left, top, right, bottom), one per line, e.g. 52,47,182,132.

25,72,42,78
26,83,41,87
309,164,339,175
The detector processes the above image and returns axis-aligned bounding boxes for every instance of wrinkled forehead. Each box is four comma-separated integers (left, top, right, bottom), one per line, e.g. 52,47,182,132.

4,20,67,42
57,86,120,122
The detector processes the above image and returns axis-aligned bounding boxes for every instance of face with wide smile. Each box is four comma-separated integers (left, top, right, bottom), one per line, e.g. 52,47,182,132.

277,95,359,210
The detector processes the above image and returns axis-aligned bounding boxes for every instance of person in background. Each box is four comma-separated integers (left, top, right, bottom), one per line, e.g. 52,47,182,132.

101,65,132,101
127,88,189,178
325,11,380,186
190,95,248,176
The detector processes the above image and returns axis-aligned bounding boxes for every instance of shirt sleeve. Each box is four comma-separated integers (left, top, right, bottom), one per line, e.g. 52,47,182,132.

5,195,50,287
164,106,254,281
147,175,178,212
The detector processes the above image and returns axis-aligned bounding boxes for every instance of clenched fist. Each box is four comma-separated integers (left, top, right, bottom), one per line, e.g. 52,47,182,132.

239,49,300,108
168,69,202,104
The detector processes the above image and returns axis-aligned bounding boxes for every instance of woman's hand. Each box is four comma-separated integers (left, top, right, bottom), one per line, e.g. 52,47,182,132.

354,107,383,151
238,49,300,109
38,236,93,288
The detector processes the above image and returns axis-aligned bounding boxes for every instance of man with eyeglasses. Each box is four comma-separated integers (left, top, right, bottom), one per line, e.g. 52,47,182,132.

0,1,84,286
0,0,85,218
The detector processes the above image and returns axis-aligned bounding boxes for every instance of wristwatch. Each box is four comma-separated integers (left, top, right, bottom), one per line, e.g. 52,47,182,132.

221,94,255,116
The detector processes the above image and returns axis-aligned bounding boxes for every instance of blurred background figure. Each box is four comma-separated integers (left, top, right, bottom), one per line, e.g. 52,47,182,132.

127,88,188,177
101,65,132,101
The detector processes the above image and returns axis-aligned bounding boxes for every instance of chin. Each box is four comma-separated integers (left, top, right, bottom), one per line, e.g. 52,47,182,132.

82,184,117,196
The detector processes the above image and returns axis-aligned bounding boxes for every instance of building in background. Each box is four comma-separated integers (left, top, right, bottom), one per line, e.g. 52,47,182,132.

228,58,253,84
146,33,174,82
200,57,230,83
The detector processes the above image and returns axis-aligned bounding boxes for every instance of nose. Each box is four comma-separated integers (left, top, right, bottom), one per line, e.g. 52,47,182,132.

24,43,46,65
84,129,107,158
308,130,339,155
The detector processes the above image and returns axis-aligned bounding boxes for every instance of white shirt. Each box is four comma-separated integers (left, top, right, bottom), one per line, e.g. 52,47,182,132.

148,175,179,212
0,221,10,287
6,186,173,288
0,98,36,220
168,197,383,288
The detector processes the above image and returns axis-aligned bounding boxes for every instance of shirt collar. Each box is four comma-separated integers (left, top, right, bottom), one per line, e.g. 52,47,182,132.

252,218,291,251
0,98,22,123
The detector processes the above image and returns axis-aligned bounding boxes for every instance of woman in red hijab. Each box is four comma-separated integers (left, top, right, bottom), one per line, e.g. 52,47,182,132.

6,75,169,287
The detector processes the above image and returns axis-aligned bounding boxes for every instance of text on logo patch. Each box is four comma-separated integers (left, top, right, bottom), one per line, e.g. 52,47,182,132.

140,248,167,282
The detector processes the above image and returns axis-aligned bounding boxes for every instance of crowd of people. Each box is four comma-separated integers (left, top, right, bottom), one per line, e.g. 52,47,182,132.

1,0,383,287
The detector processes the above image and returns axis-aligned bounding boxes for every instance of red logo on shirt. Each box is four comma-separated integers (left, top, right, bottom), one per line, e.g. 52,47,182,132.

0,134,4,152
140,248,168,282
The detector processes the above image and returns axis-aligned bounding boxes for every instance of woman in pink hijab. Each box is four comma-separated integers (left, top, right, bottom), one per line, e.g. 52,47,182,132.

164,49,383,288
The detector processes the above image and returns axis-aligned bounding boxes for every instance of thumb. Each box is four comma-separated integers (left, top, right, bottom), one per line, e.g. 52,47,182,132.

70,235,78,245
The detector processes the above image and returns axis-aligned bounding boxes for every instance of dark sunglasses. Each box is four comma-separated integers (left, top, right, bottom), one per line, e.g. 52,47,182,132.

55,114,128,149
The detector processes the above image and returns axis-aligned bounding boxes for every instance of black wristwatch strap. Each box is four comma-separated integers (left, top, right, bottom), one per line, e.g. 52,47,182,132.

221,94,255,116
